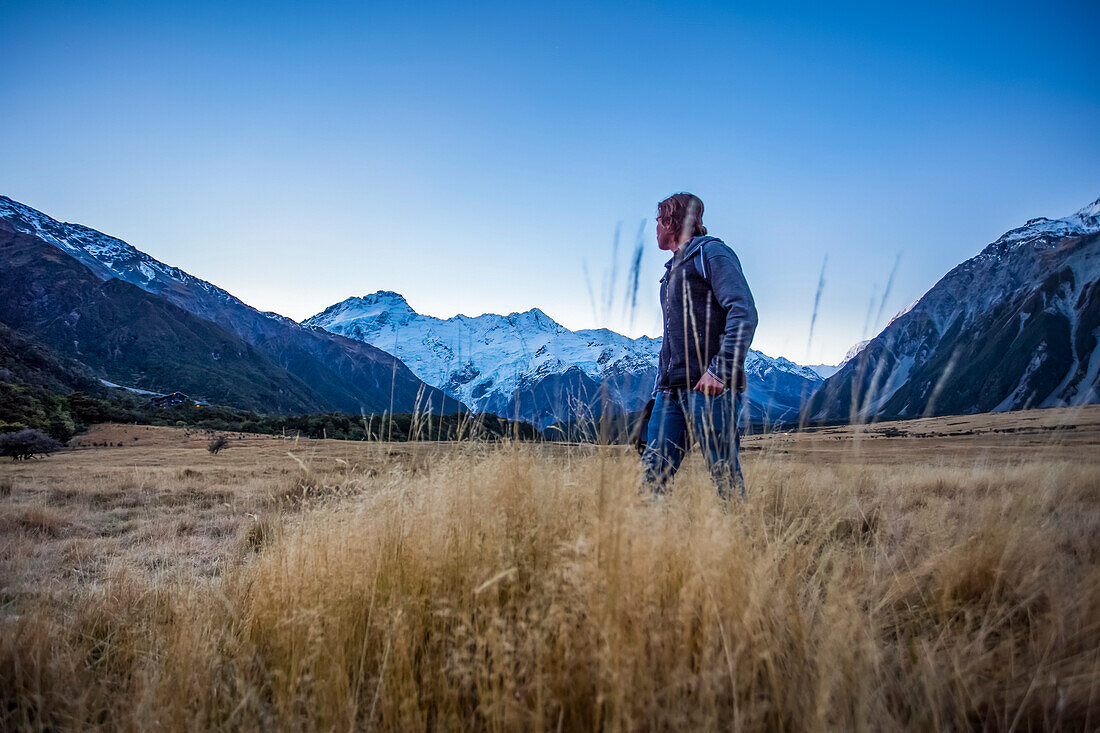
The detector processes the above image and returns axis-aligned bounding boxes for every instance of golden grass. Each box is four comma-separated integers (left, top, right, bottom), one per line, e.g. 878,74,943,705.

1,414,1099,730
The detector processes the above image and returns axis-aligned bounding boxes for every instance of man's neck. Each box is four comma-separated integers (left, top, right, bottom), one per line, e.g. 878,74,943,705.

672,235,693,254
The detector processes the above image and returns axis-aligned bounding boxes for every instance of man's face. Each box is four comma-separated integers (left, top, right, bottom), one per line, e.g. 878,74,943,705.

656,213,677,251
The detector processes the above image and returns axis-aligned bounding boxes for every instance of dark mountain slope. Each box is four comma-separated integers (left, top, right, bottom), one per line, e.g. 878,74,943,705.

0,196,463,415
0,320,98,396
0,221,326,412
805,199,1100,423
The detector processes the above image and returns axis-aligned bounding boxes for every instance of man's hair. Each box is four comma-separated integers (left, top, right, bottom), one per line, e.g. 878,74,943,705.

658,192,707,239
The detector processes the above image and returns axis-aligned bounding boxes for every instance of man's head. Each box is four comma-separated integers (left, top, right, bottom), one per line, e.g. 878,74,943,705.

657,192,707,252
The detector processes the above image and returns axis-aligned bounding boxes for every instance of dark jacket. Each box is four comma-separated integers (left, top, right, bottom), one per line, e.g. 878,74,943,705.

655,235,758,394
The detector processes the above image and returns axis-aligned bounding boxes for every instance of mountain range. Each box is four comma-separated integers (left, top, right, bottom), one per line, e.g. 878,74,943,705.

304,292,824,428
1,194,826,429
3,192,1097,432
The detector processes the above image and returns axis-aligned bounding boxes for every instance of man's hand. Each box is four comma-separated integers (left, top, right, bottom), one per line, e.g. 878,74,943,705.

693,371,725,396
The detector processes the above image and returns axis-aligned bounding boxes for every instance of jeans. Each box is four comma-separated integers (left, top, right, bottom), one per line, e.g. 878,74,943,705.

641,388,745,499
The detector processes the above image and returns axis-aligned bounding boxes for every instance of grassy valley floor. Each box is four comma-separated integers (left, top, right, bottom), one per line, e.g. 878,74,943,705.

2,406,1099,729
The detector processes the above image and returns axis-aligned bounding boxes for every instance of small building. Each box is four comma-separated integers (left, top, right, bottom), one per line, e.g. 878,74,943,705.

149,392,191,409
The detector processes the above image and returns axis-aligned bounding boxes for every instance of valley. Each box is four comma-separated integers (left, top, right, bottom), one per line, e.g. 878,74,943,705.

2,406,1097,728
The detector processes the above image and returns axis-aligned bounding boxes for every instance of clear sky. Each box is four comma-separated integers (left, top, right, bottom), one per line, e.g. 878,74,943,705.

3,0,1098,365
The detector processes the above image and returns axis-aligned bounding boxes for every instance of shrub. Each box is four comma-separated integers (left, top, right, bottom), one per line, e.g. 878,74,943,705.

0,428,63,461
207,435,229,455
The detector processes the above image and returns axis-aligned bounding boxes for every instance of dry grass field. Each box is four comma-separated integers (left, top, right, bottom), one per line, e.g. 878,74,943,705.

2,406,1099,730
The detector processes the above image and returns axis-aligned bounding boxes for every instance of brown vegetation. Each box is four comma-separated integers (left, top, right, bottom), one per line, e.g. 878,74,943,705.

2,408,1099,730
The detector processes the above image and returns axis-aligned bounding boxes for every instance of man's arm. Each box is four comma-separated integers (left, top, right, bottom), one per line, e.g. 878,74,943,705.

703,244,758,388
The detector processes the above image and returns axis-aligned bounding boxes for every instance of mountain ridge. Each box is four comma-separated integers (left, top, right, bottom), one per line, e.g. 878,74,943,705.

9,191,1094,429
0,196,464,416
805,196,1100,422
305,291,823,428
0,220,328,412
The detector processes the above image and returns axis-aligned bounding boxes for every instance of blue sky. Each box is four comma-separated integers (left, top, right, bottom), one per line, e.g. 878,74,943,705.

3,0,1098,364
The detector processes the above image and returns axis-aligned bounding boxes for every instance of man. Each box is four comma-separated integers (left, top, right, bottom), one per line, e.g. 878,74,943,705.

641,192,758,500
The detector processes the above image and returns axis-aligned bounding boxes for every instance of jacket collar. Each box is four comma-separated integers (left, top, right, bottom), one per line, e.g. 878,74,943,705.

664,235,716,269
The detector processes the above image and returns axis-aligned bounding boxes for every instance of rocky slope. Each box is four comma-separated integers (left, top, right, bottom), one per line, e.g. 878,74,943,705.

0,220,329,412
805,197,1100,422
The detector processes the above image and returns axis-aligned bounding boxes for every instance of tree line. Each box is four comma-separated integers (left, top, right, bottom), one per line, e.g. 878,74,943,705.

0,382,540,443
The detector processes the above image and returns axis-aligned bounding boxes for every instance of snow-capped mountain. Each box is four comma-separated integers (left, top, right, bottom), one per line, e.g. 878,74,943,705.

805,196,1100,422
305,292,824,428
0,196,277,324
807,364,841,379
0,196,462,415
805,340,873,379
841,340,871,364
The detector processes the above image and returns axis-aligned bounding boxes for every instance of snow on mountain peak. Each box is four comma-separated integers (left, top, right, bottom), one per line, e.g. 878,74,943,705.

745,351,822,381
363,290,412,307
995,195,1100,246
0,195,230,298
0,195,141,267
842,340,871,365
305,291,822,424
1075,197,1100,222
